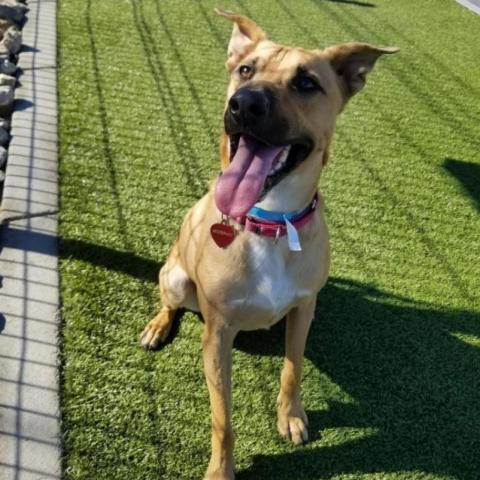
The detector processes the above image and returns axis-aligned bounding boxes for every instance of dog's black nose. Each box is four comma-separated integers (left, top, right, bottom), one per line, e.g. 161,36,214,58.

228,87,270,124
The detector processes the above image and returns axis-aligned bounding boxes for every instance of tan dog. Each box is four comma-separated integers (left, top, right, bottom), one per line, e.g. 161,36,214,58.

141,10,398,480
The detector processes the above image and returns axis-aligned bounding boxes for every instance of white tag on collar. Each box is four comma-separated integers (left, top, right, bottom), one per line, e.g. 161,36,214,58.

283,215,302,251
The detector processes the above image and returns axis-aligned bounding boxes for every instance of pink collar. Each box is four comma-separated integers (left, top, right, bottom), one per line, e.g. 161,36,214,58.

235,193,318,239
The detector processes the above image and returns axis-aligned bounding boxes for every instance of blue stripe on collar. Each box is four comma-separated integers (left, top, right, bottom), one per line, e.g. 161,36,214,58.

247,195,317,222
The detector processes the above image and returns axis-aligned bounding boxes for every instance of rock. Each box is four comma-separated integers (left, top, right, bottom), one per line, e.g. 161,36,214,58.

0,18,15,36
0,84,13,103
0,126,9,146
0,145,7,169
0,26,22,55
0,84,13,116
0,1,28,25
0,58,16,75
0,73,15,86
0,117,10,130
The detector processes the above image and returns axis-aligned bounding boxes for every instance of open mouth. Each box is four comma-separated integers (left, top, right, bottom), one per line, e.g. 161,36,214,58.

214,133,312,217
229,134,311,192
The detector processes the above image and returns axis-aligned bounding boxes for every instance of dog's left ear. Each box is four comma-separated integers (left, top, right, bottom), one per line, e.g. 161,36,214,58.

215,9,267,70
325,42,399,100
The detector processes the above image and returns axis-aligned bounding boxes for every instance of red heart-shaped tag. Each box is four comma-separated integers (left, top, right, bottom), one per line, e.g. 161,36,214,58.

210,223,235,248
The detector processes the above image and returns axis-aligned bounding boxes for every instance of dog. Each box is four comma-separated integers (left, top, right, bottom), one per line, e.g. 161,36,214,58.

140,10,398,480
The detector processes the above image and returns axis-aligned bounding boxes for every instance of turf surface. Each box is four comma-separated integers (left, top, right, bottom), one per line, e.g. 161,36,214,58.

58,1,480,479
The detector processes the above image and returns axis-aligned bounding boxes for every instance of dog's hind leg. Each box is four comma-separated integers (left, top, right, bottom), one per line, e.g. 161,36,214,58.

276,297,316,445
140,244,196,349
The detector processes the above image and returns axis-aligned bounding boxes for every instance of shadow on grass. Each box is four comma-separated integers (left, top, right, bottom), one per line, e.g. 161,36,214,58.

276,0,476,304
235,277,480,480
310,0,480,147
59,237,160,283
73,3,480,479
444,158,480,213
130,0,210,201
57,215,480,479
326,0,376,7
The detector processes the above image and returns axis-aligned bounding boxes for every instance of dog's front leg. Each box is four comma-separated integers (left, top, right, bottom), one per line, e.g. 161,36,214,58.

277,297,316,445
202,322,237,480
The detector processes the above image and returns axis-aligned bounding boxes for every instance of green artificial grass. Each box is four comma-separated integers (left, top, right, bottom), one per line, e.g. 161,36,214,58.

58,1,480,479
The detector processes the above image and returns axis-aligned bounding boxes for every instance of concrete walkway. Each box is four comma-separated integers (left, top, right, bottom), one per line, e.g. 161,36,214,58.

0,0,60,479
456,0,480,14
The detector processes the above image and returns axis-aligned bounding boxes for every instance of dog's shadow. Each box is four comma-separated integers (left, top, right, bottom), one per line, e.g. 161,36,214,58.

57,233,479,478
234,277,480,480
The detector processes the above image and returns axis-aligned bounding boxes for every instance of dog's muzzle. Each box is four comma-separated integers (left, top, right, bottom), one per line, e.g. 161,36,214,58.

227,86,271,126
224,86,288,143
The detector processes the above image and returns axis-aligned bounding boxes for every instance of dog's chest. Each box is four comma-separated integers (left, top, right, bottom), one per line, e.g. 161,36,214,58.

228,236,313,330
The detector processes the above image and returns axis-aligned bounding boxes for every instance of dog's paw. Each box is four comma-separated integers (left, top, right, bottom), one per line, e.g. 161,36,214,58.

277,404,309,445
140,313,172,349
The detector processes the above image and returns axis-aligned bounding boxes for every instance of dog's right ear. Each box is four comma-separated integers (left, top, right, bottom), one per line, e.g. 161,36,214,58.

215,9,266,70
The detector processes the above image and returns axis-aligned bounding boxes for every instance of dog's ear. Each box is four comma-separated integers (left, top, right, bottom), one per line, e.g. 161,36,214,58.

215,9,267,70
325,42,399,100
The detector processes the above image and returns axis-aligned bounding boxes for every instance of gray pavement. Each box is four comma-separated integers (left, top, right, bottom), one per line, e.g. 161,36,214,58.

0,0,60,479
456,0,480,14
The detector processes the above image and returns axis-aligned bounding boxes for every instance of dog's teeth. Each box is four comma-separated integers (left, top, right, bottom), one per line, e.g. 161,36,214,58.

269,145,292,176
278,146,291,164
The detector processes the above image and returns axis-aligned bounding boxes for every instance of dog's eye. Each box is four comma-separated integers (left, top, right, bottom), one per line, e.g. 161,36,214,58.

294,75,325,94
239,64,254,79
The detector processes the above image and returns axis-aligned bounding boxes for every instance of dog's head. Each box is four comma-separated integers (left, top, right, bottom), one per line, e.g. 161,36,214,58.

214,10,398,217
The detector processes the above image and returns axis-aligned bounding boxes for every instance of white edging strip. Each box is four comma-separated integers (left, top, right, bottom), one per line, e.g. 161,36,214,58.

456,0,480,15
0,0,61,479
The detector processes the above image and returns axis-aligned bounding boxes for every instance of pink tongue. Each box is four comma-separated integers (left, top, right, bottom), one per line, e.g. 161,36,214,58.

214,136,283,217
